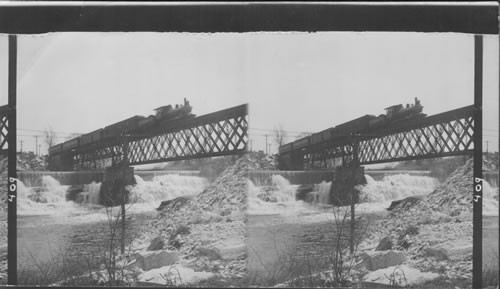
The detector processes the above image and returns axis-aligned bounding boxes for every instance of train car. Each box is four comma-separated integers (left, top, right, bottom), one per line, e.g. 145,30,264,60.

368,114,386,128
332,114,375,138
103,115,144,139
279,143,293,154
81,128,103,146
138,115,156,129
311,128,333,145
63,137,80,151
293,135,311,150
48,143,63,155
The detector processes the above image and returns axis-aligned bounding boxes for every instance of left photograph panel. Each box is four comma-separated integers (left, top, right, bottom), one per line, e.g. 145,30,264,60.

14,32,248,286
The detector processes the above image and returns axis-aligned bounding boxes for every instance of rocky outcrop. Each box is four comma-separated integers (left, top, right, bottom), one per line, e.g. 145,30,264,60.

147,236,164,251
133,250,179,271
375,236,393,251
197,238,246,261
360,250,406,271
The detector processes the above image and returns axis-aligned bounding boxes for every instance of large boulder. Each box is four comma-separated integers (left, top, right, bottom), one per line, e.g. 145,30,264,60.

387,196,422,211
137,265,214,286
423,238,472,261
197,237,246,260
147,236,164,251
375,236,393,251
134,250,179,271
360,250,406,271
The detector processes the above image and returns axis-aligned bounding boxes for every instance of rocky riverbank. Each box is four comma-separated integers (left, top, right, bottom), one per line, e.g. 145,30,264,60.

85,152,275,287
353,159,486,288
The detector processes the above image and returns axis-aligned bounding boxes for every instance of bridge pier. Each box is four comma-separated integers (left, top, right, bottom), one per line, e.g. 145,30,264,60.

48,152,75,171
99,166,135,206
330,165,366,206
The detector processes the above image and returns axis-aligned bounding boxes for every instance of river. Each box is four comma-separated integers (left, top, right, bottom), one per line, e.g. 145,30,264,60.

16,171,209,281
246,170,499,286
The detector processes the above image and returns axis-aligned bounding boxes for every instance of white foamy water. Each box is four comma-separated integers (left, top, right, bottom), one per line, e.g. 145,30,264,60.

17,173,208,222
17,176,89,217
248,173,440,216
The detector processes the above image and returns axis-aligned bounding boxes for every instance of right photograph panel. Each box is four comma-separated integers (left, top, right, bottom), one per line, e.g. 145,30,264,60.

246,32,498,288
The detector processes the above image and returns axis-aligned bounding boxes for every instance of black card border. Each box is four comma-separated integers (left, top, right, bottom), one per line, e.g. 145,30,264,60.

3,2,497,288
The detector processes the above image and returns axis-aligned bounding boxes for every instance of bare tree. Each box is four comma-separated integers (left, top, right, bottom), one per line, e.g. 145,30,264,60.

273,124,288,148
44,126,57,148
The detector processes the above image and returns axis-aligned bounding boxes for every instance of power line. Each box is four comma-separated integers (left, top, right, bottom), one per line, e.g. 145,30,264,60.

18,128,83,135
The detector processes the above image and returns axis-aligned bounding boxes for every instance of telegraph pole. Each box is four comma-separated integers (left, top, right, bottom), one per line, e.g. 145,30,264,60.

265,134,268,154
35,135,38,155
20,140,23,153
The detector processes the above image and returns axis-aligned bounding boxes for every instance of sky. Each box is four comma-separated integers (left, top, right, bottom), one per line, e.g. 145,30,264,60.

0,31,497,156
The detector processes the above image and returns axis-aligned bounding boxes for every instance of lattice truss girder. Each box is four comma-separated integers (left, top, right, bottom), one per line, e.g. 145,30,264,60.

303,114,473,168
76,115,248,168
359,116,474,164
0,113,8,150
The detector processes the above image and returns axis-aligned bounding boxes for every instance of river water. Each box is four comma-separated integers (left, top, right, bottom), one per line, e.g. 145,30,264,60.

16,171,209,275
246,170,499,286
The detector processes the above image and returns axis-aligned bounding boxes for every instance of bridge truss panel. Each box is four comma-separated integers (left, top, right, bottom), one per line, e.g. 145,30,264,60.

297,105,474,169
74,104,248,169
0,105,9,151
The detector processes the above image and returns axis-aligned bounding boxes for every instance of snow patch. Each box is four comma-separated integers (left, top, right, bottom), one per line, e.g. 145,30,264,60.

362,265,440,286
137,265,214,286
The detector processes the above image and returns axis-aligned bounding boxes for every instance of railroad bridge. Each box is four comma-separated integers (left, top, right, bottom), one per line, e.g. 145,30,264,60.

278,104,475,170
277,103,475,207
48,103,248,171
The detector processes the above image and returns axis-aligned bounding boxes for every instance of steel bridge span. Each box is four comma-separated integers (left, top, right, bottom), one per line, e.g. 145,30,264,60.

48,104,248,170
278,105,475,170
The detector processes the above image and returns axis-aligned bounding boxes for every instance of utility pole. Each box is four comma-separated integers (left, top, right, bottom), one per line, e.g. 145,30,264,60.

38,144,41,157
20,140,23,153
265,134,268,154
486,140,489,153
35,135,38,155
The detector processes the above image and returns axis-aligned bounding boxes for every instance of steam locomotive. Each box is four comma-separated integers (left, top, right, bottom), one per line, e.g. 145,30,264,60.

279,98,425,154
49,98,195,155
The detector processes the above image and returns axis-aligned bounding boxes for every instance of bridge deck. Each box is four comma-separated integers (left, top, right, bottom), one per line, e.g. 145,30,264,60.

279,105,475,169
48,104,248,170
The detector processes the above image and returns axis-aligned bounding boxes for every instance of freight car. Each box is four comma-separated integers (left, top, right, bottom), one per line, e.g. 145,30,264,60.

50,99,198,155
62,137,80,151
81,128,103,146
48,143,63,155
280,98,425,154
102,115,144,139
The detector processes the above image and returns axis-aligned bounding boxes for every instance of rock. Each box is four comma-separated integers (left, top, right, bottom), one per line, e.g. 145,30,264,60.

387,196,422,211
296,184,314,201
137,265,214,286
375,236,393,251
360,250,406,271
423,247,449,261
197,246,221,260
134,250,179,271
157,196,192,212
362,265,440,285
147,236,164,251
197,238,246,260
424,239,472,261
